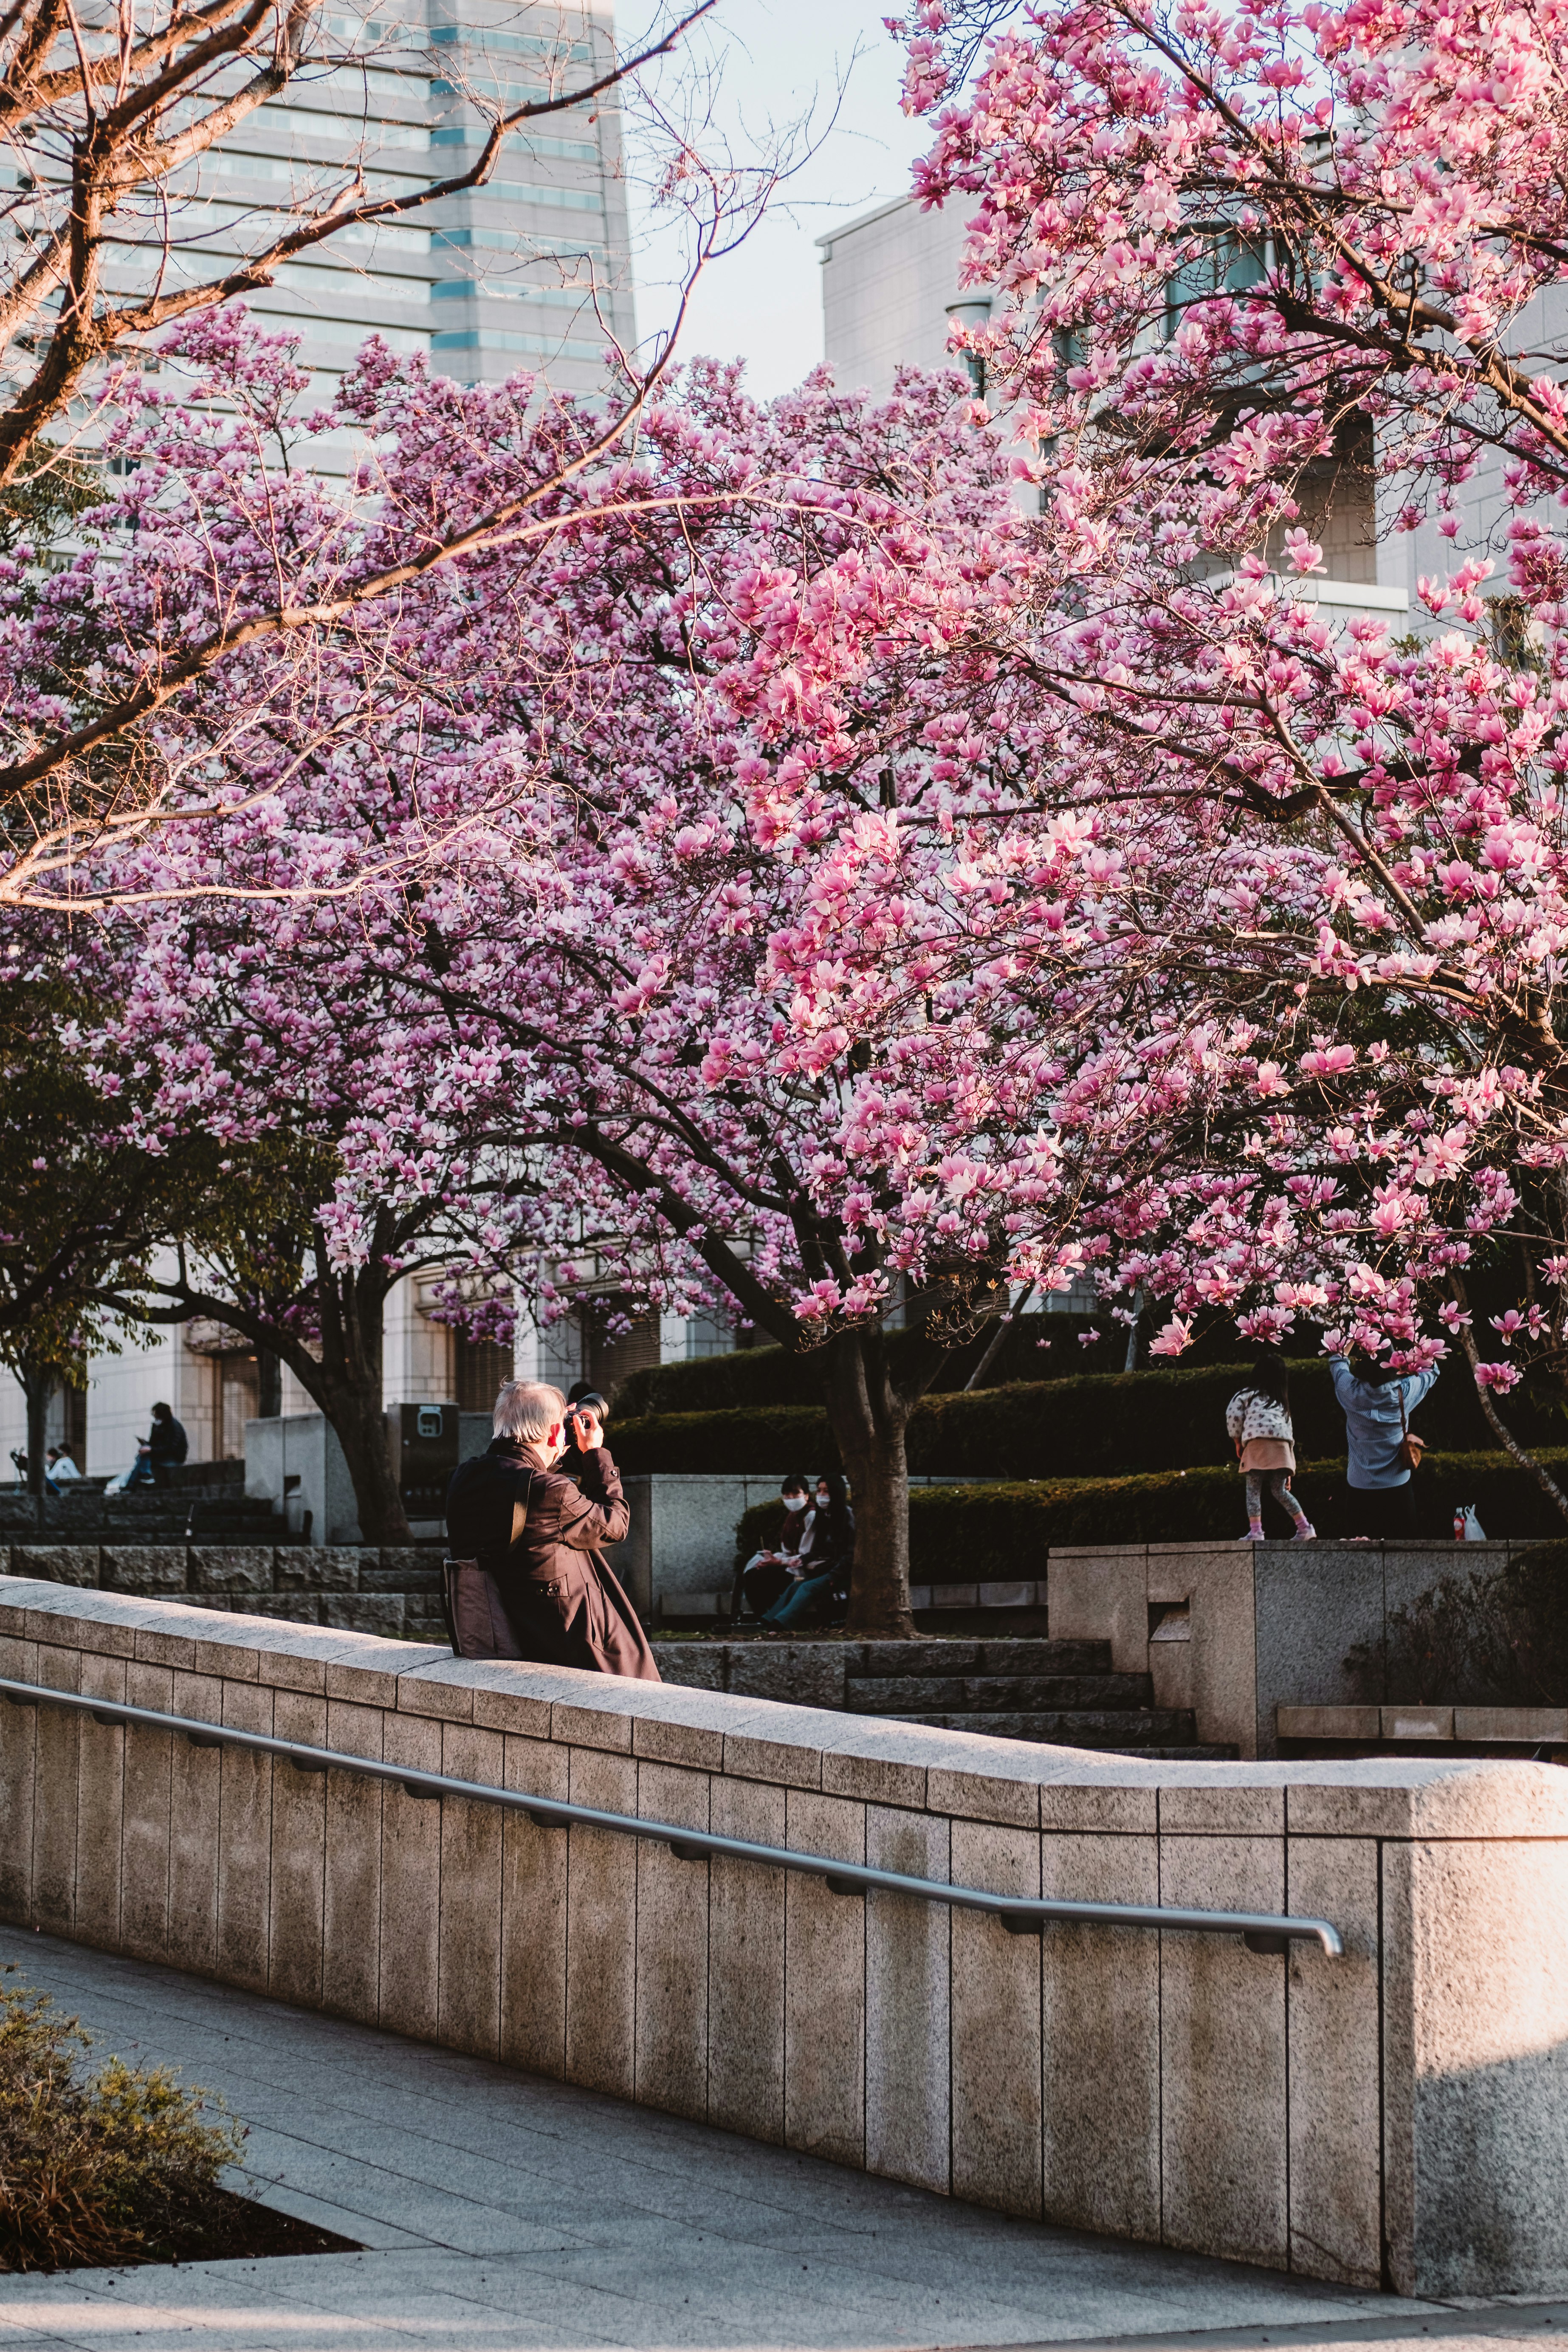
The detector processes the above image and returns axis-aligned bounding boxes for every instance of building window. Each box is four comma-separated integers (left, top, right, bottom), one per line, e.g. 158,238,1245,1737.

454,1333,513,1413
585,1310,660,1401
685,1311,732,1360
217,1354,261,1460
55,1383,87,1466
1044,1278,1099,1315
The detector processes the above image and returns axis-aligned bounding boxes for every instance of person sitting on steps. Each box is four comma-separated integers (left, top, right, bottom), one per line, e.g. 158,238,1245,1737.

734,1473,813,1621
760,1472,855,1629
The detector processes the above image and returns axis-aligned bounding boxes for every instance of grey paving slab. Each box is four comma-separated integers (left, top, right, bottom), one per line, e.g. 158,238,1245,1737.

976,2308,1568,2352
0,1928,1542,2352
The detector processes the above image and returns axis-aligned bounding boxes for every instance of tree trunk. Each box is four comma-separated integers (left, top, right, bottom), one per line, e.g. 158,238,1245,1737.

964,1282,1036,1392
821,1326,914,1637
1450,1276,1568,1525
20,1360,50,1531
319,1373,412,1545
296,1255,412,1545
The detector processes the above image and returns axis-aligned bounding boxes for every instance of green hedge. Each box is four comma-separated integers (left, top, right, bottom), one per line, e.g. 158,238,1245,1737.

612,1356,1558,1482
614,1314,1122,1416
732,1448,1568,1568
615,1404,835,1477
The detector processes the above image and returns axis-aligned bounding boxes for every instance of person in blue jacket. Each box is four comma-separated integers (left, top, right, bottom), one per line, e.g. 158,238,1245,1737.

1329,1353,1438,1538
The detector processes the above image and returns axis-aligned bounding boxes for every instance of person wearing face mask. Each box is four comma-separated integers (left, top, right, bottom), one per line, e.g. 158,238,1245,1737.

441,1379,660,1678
760,1472,854,1630
733,1474,814,1621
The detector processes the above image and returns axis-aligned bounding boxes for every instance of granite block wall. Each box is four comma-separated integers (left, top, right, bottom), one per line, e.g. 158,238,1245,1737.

1,1580,1566,2300
3,1544,446,1641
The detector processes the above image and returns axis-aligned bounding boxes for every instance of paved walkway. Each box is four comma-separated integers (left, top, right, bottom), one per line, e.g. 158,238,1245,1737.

0,1931,1563,2352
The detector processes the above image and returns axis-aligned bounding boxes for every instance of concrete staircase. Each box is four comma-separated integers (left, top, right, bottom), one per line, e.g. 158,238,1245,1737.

0,1465,295,1548
844,1638,1232,1756
651,1635,1235,1757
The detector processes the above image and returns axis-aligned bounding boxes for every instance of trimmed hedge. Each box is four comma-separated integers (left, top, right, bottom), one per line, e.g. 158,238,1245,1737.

612,1355,1560,1483
733,1447,1568,1569
615,1314,1122,1416
615,1404,834,1477
611,1309,1438,1419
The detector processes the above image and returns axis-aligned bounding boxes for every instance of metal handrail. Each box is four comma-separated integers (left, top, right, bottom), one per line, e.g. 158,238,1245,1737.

0,1676,1342,1957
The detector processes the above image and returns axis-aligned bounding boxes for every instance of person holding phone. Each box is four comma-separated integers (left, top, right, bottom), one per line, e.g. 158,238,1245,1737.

443,1380,660,1679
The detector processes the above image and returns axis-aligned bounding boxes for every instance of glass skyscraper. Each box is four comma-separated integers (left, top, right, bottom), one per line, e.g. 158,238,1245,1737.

184,3,638,436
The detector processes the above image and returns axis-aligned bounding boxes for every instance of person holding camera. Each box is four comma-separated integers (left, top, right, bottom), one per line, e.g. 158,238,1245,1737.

443,1379,660,1680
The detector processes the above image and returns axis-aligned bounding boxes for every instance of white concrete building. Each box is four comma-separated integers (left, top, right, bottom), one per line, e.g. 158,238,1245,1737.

818,193,988,401
819,190,1407,635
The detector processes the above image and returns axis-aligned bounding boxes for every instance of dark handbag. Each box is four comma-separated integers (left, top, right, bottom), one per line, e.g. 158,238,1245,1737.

441,1463,532,1656
1398,1393,1425,1472
439,1557,474,1655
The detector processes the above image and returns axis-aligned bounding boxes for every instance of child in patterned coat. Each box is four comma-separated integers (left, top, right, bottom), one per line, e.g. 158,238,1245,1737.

1225,1351,1316,1543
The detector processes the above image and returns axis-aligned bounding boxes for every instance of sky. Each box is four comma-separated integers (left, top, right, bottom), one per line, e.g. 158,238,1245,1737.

620,0,932,398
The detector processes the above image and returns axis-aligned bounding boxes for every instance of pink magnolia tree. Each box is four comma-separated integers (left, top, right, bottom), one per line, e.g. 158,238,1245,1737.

878,0,1568,1512
0,0,719,901
74,321,1205,1624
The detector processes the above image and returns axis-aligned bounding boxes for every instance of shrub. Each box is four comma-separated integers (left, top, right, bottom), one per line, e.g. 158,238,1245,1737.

615,1355,1557,1483
615,1404,835,1477
732,1452,1568,1574
617,1315,1568,1433
615,1313,1123,1416
0,1974,245,2272
1345,1541,1568,1706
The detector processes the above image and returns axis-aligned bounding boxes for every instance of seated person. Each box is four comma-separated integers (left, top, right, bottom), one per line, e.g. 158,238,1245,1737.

734,1475,813,1619
47,1447,81,1482
761,1473,854,1630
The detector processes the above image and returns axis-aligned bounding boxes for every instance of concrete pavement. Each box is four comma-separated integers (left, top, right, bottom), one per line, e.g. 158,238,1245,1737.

0,1929,1558,2352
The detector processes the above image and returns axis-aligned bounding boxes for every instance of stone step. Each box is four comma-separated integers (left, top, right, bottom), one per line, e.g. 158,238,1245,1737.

889,1709,1199,1747
1137,1744,1238,1760
186,1509,290,1539
857,1640,1115,1678
847,1673,1154,1715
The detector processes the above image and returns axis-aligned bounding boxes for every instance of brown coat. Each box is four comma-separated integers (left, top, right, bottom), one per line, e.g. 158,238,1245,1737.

444,1439,659,1681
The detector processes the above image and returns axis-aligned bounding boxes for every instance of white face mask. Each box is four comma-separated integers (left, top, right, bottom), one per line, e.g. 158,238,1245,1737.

816,1490,831,1509
783,1492,805,1510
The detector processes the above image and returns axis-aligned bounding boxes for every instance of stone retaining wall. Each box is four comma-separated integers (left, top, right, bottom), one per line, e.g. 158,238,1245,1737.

2,1579,1566,2300
1049,1540,1539,1757
0,1544,445,1641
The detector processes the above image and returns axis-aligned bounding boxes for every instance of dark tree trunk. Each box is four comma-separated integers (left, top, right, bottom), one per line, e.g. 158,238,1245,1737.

318,1371,412,1545
821,1325,914,1637
19,1359,52,1530
1451,1275,1568,1526
300,1262,412,1545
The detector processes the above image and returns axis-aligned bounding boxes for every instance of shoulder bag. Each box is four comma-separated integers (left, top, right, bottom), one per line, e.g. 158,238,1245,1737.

1397,1391,1425,1472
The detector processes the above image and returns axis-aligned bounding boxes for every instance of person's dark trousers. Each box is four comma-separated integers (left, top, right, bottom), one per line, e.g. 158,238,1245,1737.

741,1560,792,1619
150,1459,175,1490
762,1569,836,1628
1348,1482,1415,1539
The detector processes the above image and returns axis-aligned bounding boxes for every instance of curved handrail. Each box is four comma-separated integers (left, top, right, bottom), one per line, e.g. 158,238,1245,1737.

0,1675,1342,1957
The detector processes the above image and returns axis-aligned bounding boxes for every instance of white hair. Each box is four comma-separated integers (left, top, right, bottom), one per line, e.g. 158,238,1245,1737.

493,1379,565,1443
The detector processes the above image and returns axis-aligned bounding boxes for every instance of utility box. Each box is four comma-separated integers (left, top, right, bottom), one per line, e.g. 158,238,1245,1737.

387,1402,460,1525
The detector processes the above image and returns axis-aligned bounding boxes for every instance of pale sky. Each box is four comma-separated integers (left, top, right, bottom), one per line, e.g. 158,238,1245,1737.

620,0,932,398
